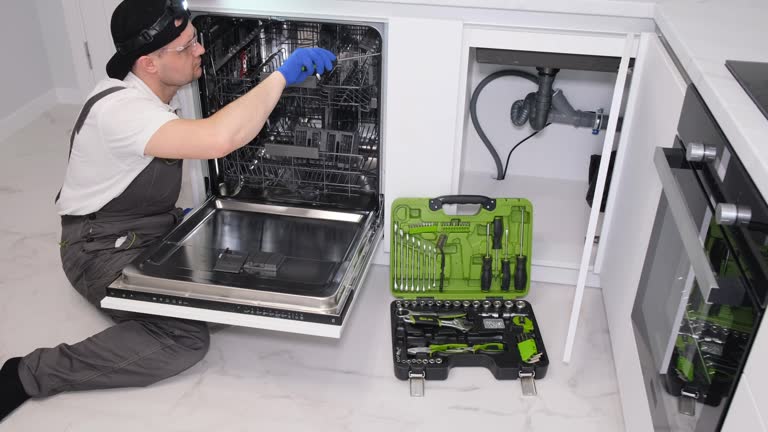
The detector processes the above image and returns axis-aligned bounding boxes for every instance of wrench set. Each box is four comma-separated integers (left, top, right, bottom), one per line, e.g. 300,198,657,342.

392,224,439,292
389,196,547,397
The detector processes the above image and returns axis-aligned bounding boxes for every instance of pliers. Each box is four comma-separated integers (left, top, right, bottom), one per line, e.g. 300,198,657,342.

396,309,473,332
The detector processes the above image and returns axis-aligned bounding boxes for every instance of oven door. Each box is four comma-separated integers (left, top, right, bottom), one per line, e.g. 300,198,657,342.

631,143,761,431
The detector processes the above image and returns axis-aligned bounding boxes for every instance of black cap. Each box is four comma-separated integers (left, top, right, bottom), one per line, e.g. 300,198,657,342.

106,0,191,80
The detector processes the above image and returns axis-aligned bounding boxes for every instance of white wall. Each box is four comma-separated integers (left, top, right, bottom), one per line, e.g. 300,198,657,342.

0,1,84,143
35,0,82,102
0,2,54,122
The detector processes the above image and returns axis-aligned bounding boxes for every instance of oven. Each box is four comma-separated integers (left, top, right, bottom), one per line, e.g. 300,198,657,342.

631,84,768,431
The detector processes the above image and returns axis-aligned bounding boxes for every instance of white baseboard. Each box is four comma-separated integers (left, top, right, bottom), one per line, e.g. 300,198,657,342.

0,89,59,143
0,88,84,144
56,87,85,105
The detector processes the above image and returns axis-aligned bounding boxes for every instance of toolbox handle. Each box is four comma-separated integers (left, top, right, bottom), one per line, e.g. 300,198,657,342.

428,195,496,211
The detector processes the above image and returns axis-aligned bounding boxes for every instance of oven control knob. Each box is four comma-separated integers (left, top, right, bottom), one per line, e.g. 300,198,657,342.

716,203,752,226
686,142,718,162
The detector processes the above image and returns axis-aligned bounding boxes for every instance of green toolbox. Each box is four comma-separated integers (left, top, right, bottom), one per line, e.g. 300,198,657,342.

389,195,548,397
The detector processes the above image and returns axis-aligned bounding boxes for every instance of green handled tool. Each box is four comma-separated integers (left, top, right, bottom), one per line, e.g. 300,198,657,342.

512,315,535,333
481,224,492,292
403,316,473,332
517,335,541,363
515,207,528,291
501,228,511,291
493,216,503,276
397,309,473,332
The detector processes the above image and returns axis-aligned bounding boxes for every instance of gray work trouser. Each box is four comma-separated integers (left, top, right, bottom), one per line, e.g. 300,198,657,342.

18,226,210,398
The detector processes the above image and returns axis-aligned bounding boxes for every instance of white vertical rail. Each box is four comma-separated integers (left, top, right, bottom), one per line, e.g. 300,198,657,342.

562,34,636,363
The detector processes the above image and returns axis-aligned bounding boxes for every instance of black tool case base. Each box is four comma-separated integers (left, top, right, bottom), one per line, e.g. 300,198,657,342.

390,299,549,379
388,196,549,395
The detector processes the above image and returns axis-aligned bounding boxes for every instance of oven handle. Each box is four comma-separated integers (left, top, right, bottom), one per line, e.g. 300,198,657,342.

653,147,720,303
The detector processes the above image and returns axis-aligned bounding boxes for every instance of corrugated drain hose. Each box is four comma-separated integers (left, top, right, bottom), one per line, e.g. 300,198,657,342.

510,93,536,126
470,70,539,180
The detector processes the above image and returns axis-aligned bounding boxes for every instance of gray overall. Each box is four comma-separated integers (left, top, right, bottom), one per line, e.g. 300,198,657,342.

18,88,210,398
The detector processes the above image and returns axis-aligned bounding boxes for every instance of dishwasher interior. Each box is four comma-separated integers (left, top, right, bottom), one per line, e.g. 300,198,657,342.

102,14,384,338
197,16,382,209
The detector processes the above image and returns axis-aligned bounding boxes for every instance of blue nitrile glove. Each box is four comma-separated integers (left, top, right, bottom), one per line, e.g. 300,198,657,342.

277,47,336,86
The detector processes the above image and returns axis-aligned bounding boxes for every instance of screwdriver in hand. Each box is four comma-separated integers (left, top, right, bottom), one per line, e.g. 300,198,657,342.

515,207,528,291
501,227,511,291
482,224,492,292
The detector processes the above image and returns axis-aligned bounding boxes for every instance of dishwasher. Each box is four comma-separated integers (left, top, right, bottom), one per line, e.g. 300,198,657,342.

100,13,384,338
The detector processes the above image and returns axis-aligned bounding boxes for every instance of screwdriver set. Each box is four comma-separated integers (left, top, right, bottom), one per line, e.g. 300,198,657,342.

389,196,547,397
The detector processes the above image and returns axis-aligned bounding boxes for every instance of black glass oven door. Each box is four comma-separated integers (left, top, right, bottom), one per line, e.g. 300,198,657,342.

631,144,761,432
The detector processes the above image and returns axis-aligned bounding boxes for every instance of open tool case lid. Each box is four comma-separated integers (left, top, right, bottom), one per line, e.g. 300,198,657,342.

390,195,533,300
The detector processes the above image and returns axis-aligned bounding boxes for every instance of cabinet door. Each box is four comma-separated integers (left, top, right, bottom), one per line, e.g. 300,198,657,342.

77,0,120,84
596,32,686,432
721,378,767,432
743,308,768,426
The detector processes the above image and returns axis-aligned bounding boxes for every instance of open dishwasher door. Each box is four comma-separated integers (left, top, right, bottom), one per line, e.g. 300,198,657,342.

102,14,384,338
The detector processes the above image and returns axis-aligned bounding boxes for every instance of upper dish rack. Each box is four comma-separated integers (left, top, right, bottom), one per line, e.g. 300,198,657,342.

195,16,382,209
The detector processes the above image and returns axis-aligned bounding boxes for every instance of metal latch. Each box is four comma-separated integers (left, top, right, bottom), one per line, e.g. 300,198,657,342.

519,371,537,396
409,371,425,397
679,389,699,416
592,108,604,135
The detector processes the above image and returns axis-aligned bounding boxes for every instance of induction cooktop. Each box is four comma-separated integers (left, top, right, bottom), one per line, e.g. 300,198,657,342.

726,60,768,121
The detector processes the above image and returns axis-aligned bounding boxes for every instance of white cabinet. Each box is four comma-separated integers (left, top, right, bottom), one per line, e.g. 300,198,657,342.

71,0,121,89
453,26,638,282
596,33,687,431
380,17,464,254
722,378,767,432
743,311,768,425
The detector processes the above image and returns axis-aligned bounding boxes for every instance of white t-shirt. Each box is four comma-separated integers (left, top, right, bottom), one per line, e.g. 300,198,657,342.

56,72,181,215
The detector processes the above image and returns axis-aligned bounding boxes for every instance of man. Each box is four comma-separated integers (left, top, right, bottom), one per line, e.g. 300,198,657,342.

0,0,335,421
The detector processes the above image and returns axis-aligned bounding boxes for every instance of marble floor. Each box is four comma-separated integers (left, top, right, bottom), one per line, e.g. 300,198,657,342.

0,105,624,431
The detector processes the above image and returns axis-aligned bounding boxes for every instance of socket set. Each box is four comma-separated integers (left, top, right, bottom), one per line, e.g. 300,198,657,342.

390,298,548,397
389,196,546,397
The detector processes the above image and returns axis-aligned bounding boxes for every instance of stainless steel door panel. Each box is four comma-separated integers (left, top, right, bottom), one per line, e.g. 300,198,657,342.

115,197,379,314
